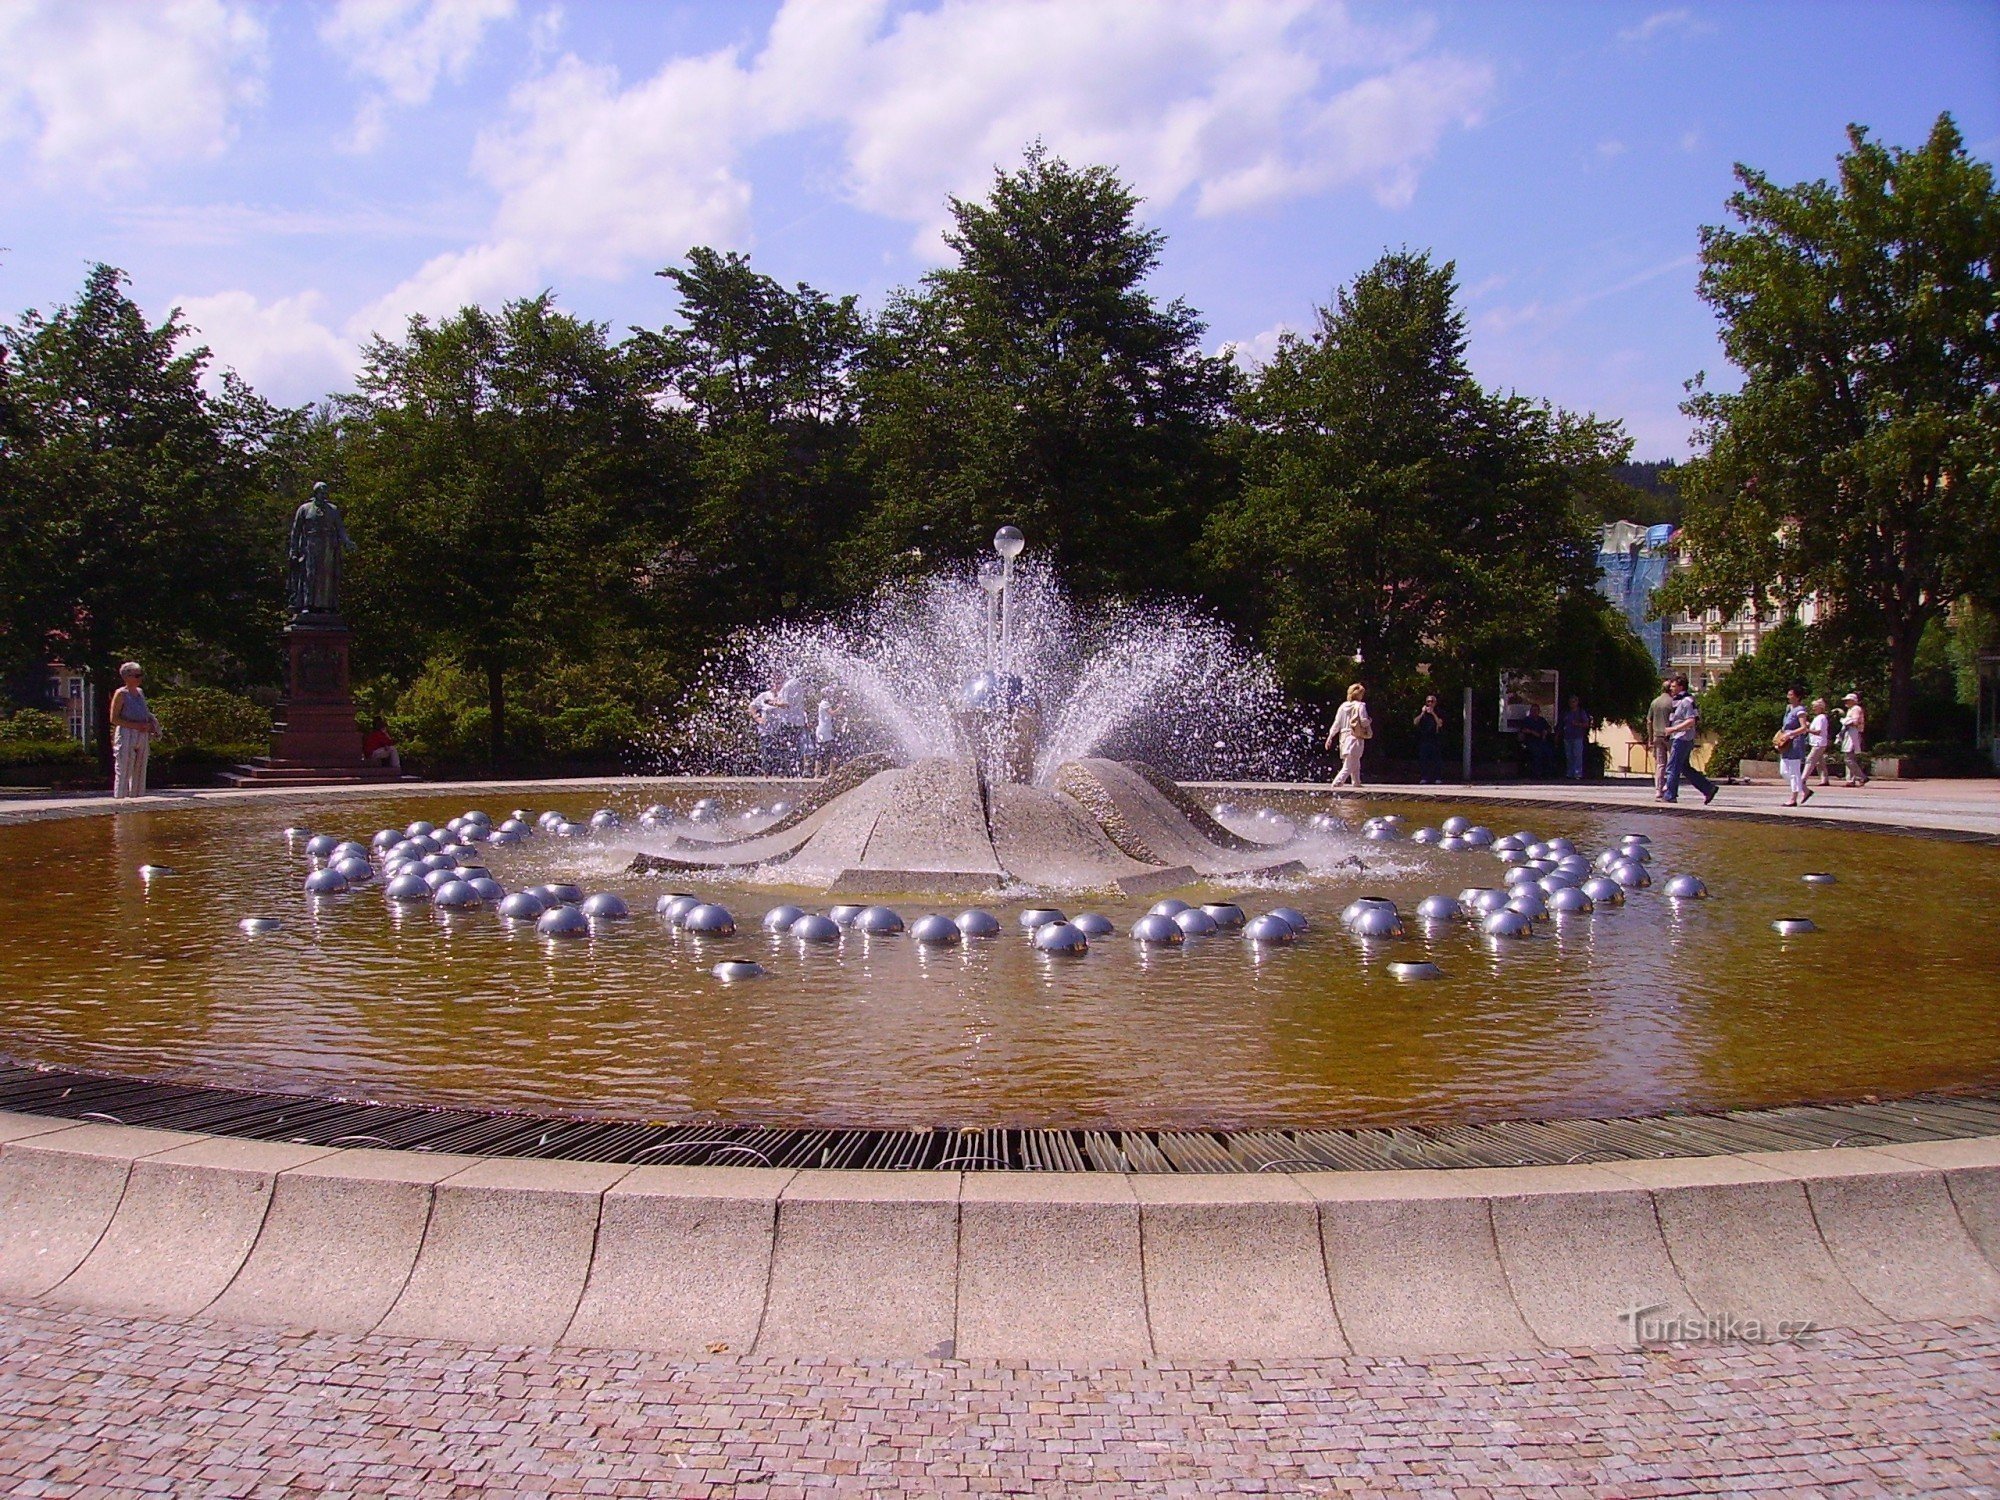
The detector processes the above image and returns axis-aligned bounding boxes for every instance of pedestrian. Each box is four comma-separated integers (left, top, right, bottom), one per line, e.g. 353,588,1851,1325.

1839,692,1869,786
1775,685,1812,807
1324,683,1372,788
813,694,840,776
362,716,401,772
1805,697,1832,787
108,661,160,798
1518,701,1554,778
1647,678,1675,800
1413,693,1445,784
1661,674,1718,806
1559,694,1592,781
749,672,788,776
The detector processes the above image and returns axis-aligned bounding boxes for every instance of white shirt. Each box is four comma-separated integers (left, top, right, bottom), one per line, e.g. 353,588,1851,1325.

815,702,836,742
1332,701,1370,748
1808,712,1830,749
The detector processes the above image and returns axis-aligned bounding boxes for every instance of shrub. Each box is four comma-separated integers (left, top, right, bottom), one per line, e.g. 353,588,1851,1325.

152,686,271,748
0,739,89,767
389,658,492,764
0,708,71,743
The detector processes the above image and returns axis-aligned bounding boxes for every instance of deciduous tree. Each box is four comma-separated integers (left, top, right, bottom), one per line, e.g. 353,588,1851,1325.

0,264,291,760
856,146,1232,596
1664,114,2000,738
1201,251,1628,720
335,295,686,759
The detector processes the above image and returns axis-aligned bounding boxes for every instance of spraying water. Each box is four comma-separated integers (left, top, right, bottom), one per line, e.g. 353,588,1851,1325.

655,562,1311,784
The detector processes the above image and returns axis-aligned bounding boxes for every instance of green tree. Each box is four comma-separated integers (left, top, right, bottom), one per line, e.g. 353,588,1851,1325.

334,295,687,759
855,145,1233,596
0,265,293,760
636,247,868,622
1663,114,2000,739
1201,251,1630,718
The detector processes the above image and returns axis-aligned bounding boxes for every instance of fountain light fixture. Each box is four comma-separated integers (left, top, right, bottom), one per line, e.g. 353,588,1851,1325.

993,524,1025,672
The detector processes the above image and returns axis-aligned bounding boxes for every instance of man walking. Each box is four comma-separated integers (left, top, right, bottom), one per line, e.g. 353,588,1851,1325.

1661,675,1718,805
1647,678,1675,800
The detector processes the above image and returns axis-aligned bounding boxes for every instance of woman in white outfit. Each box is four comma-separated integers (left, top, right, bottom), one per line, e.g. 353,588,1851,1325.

1324,683,1371,788
1804,698,1831,786
108,662,160,798
1839,692,1869,786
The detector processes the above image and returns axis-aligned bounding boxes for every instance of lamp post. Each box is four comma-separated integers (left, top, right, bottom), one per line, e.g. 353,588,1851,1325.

993,525,1025,673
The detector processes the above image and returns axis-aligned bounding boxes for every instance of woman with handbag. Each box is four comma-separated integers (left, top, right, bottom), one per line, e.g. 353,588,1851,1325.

1775,685,1812,807
1325,683,1372,788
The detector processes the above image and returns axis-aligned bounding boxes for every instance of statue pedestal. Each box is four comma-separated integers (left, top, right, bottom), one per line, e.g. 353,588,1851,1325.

226,616,393,785
273,616,364,767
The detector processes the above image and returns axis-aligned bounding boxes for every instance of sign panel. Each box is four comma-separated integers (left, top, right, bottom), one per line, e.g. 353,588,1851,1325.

1499,669,1560,734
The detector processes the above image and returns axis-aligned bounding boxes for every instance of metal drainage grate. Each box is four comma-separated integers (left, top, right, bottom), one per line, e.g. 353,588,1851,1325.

0,1059,1995,1172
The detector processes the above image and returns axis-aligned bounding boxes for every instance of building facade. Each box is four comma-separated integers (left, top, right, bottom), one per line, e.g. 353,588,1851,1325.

1596,520,1815,690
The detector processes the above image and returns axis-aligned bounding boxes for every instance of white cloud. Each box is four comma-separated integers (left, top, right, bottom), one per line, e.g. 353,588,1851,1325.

1218,322,1297,369
174,289,357,404
356,0,1492,329
1595,139,1628,162
1619,9,1711,45
770,0,1491,235
0,0,266,186
320,0,517,151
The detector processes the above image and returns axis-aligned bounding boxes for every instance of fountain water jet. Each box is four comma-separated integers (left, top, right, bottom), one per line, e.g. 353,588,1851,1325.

634,528,1321,894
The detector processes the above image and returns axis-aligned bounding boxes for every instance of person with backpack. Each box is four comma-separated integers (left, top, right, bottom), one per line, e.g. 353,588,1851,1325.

1325,683,1372,788
1661,675,1718,805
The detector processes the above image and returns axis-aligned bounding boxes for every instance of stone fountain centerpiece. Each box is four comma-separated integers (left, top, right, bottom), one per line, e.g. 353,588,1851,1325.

629,527,1306,895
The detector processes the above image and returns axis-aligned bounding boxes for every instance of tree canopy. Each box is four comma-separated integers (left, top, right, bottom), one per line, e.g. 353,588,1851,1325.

854,145,1233,598
1200,250,1636,724
0,264,294,752
332,295,686,758
637,248,868,623
24,139,1925,771
1663,113,2000,737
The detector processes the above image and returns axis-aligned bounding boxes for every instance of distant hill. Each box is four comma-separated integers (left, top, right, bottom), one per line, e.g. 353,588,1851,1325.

1597,460,1682,527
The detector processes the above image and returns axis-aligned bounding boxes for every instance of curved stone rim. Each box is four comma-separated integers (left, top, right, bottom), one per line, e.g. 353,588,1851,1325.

3,1056,1996,1174
2,1105,1995,1358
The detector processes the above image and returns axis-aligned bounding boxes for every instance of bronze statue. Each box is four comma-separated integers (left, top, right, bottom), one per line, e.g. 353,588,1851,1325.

286,481,353,618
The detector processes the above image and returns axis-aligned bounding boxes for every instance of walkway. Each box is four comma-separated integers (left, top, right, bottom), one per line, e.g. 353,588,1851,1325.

0,1298,1994,1498
1190,773,2000,841
8,772,1997,840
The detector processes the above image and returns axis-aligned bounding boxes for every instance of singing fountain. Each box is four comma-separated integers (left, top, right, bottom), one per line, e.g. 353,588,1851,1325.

631,527,1310,893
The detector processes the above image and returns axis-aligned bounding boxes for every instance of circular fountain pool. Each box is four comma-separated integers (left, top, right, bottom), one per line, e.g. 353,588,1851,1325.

1,789,1995,1131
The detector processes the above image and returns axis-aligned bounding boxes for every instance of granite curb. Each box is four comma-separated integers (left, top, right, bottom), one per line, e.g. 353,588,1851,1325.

4,1112,1996,1359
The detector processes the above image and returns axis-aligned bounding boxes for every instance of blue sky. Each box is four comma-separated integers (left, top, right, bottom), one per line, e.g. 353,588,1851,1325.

1,1,1994,457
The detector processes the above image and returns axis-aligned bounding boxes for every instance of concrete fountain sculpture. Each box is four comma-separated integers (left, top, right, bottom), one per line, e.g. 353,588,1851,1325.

630,526,1308,895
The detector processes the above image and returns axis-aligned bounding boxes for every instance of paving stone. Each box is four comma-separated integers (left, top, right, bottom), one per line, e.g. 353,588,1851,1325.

0,1297,1993,1495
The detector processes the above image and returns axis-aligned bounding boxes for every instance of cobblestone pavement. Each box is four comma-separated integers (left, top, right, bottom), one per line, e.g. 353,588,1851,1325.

0,1301,1995,1497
